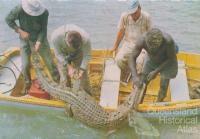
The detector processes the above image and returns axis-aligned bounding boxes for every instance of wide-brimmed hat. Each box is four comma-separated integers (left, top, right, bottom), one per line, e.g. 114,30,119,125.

145,28,163,51
128,0,140,14
21,0,45,16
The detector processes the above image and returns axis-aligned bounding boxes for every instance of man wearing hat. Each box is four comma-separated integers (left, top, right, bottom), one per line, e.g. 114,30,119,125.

51,24,92,95
129,28,178,102
5,0,59,94
112,0,152,82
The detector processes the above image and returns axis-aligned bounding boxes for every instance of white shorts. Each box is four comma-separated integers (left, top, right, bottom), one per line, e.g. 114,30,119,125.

115,43,146,73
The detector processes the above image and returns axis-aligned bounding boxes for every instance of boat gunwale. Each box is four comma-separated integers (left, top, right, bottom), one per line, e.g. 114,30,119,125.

1,47,200,115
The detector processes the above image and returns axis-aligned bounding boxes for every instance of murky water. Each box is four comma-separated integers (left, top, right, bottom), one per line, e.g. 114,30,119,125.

0,104,138,139
0,0,200,138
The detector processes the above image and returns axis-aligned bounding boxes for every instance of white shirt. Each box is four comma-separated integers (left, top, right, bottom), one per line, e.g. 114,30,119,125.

118,10,152,47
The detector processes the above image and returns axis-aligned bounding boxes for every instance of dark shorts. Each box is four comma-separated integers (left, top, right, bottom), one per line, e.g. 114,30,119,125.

142,57,178,79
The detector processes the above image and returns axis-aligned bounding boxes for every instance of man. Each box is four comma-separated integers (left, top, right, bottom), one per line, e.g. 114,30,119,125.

129,28,178,102
112,0,152,81
5,0,59,95
51,24,91,95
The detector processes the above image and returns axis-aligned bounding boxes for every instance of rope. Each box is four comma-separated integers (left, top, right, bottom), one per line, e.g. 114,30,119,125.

0,55,21,73
0,54,21,94
0,64,17,94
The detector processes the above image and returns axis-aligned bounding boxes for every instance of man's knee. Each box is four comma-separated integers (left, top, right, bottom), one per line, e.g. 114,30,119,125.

115,56,126,69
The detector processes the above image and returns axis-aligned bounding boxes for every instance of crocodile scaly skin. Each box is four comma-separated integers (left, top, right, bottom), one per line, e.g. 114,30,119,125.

31,51,141,128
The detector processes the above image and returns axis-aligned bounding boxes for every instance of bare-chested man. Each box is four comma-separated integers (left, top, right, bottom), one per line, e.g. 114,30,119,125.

129,28,178,102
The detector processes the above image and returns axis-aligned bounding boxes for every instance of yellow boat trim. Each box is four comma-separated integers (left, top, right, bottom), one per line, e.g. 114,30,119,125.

138,99,200,112
0,94,65,108
0,48,200,113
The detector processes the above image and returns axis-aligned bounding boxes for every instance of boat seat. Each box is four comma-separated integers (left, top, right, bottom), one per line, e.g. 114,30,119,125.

170,61,190,102
99,59,121,110
88,59,104,72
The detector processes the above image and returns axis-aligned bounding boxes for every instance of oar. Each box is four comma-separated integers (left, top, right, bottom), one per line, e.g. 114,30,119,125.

10,73,24,97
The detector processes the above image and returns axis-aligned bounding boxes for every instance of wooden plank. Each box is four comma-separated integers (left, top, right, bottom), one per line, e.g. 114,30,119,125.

11,73,24,97
170,61,190,102
99,59,121,109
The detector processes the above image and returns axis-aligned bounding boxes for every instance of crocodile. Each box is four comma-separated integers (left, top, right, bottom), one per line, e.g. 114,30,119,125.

31,51,144,128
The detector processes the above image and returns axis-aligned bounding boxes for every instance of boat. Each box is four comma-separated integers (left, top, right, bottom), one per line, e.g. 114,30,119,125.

0,47,200,128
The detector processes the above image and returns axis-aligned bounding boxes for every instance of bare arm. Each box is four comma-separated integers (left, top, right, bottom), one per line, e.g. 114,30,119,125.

112,12,127,53
112,28,125,52
154,38,177,74
80,40,91,70
128,38,144,81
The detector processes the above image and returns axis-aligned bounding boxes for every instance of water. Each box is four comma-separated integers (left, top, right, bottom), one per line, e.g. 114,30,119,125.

0,104,137,139
0,0,200,52
0,0,200,138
